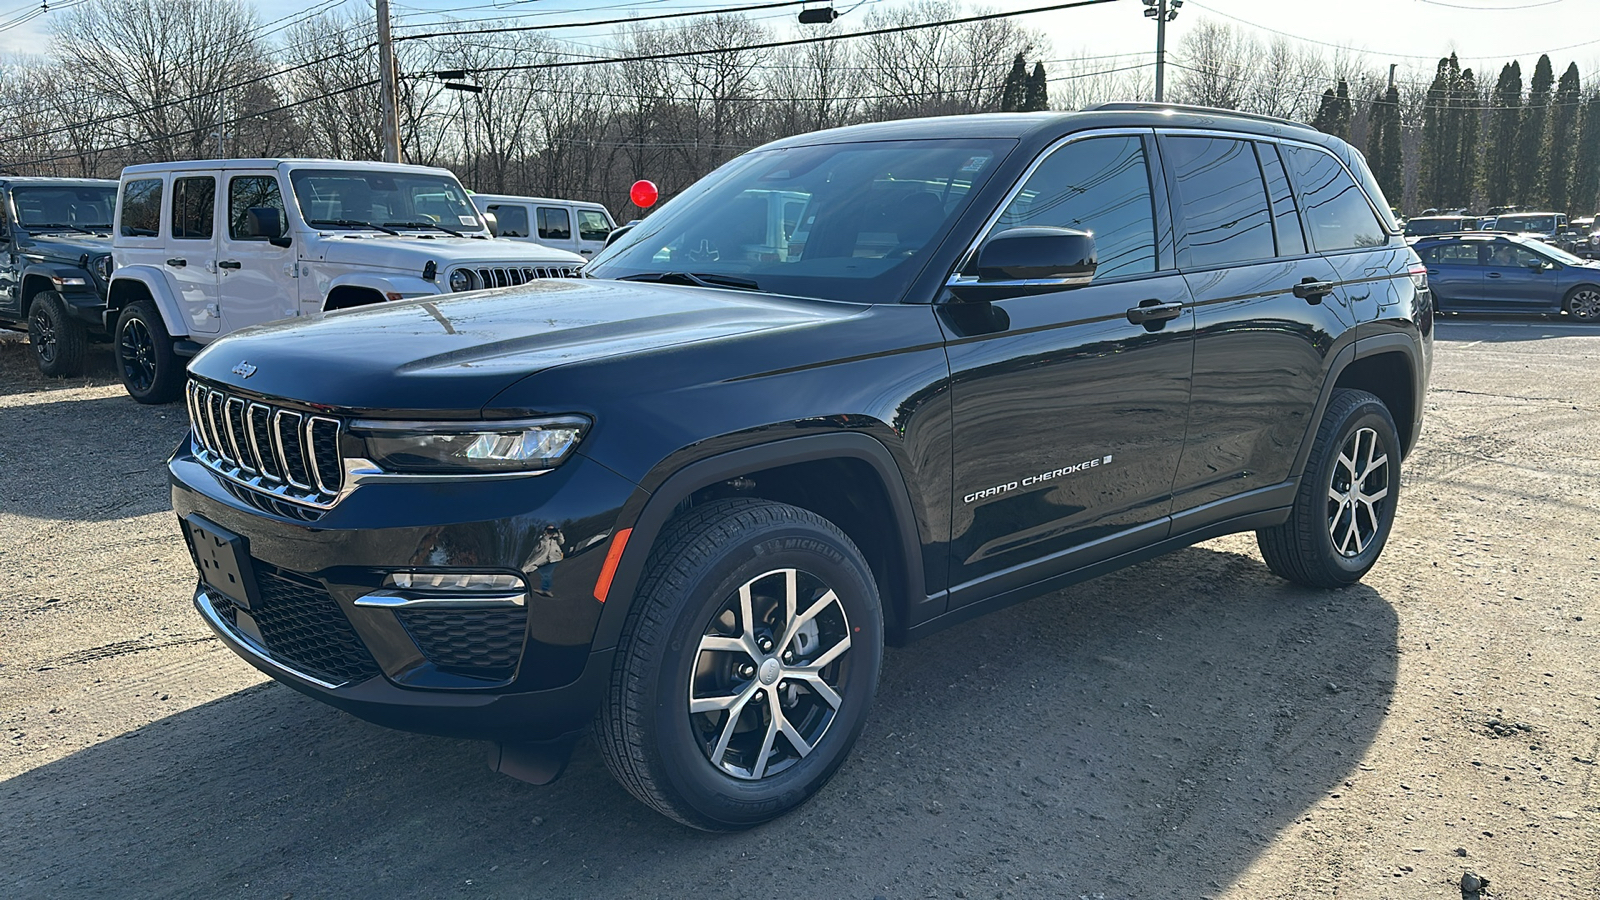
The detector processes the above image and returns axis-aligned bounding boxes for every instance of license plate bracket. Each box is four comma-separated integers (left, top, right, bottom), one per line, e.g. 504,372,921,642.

182,514,257,610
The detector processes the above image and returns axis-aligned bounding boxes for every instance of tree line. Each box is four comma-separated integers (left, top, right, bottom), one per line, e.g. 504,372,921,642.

0,0,1595,219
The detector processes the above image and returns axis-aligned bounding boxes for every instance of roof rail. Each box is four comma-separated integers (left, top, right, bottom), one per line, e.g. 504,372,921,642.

1082,102,1316,132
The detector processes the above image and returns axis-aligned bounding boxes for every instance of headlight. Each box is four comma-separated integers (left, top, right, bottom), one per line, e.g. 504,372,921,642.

50,275,88,287
349,416,589,474
92,254,113,281
449,269,472,292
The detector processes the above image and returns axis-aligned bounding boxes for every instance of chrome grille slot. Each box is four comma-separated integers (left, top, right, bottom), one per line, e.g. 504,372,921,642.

184,379,345,510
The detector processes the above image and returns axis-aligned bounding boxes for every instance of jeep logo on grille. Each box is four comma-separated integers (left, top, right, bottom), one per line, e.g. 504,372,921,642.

231,361,257,378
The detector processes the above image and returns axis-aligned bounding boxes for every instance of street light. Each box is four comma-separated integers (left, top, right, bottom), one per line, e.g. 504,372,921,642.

1143,0,1181,102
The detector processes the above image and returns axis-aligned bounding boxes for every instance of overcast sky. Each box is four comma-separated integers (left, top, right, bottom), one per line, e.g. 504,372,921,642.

2,0,1595,80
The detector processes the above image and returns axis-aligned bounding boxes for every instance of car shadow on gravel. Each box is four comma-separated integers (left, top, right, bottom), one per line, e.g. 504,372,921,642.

0,545,1398,899
0,392,187,523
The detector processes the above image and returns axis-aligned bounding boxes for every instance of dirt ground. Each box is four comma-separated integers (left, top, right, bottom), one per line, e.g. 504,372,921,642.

1,319,1596,900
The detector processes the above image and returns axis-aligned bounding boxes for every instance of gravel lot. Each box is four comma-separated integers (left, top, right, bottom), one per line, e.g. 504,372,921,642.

2,319,1596,899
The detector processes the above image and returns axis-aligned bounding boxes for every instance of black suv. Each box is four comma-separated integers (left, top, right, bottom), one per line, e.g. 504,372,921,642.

0,177,119,376
171,104,1432,830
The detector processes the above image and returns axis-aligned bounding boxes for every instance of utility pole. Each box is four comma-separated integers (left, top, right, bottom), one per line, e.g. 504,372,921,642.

1143,0,1182,103
376,0,401,163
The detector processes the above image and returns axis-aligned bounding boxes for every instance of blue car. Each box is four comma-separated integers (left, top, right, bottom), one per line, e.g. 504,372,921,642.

1414,233,1600,322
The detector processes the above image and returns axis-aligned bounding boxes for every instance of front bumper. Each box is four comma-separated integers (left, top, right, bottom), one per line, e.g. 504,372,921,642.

171,440,638,742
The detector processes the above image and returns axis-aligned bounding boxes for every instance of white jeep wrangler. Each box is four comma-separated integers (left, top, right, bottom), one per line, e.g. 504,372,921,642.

107,159,585,403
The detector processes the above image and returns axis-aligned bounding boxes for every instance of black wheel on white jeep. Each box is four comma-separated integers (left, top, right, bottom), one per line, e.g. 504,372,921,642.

595,498,883,831
115,300,182,404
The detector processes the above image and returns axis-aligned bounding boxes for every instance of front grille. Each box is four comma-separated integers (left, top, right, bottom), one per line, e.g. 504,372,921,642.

187,381,343,508
397,608,528,681
212,565,380,685
465,265,581,290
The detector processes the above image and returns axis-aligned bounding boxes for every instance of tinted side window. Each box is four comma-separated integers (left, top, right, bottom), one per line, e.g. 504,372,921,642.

1487,243,1545,268
1282,145,1386,252
489,204,529,238
994,135,1156,279
1256,143,1306,256
228,176,287,240
171,176,216,240
120,178,163,237
537,207,571,241
1419,243,1480,265
1165,136,1275,268
577,209,612,242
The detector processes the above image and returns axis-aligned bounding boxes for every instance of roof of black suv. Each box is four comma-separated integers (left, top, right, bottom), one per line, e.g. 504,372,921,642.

766,103,1334,150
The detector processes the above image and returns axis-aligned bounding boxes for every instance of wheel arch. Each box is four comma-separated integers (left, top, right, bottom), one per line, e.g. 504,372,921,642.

323,284,387,311
1563,282,1600,313
107,270,186,336
591,433,927,651
1289,336,1422,481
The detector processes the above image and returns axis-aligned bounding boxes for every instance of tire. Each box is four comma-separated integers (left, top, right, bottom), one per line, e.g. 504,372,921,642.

1564,285,1600,323
1257,389,1400,588
115,300,183,404
27,291,86,377
595,497,883,831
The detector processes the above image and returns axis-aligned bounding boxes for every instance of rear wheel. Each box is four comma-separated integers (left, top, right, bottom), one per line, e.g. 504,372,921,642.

115,300,182,404
595,498,883,830
1258,389,1400,588
28,291,85,377
1564,286,1600,322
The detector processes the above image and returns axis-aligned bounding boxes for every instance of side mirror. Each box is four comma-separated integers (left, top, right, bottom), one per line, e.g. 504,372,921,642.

1528,260,1550,271
604,222,636,248
947,227,1097,302
482,210,499,237
246,207,282,240
269,235,293,248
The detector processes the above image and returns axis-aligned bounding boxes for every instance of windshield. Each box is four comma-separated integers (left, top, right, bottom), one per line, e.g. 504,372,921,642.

289,169,483,233
585,139,1014,303
11,185,117,231
1404,218,1469,236
1496,214,1556,233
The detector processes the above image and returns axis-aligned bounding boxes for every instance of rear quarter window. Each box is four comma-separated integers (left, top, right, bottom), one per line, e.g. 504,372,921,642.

1282,145,1388,253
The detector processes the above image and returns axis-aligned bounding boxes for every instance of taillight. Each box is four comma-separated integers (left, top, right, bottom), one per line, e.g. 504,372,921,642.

1408,264,1428,292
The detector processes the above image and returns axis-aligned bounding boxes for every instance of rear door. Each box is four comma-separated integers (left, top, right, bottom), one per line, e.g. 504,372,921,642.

535,205,578,254
219,171,299,331
1162,135,1346,516
943,131,1195,606
168,173,221,335
1418,241,1483,310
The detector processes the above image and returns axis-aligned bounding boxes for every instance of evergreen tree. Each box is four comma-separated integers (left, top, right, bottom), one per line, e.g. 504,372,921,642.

1310,78,1353,142
1574,93,1600,215
1366,85,1403,204
1451,68,1479,209
1483,61,1522,208
1419,56,1456,210
1546,62,1582,212
1518,54,1554,205
1023,62,1049,112
1000,54,1027,112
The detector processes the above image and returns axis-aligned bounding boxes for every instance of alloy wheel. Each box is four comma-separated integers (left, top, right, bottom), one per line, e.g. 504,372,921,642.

119,316,157,393
29,308,57,366
687,567,852,781
1326,426,1390,557
1569,289,1600,322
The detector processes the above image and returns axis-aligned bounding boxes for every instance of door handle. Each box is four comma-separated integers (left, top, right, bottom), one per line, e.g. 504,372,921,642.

218,260,241,269
166,258,187,268
1125,300,1183,325
1292,278,1335,302
1486,272,1502,278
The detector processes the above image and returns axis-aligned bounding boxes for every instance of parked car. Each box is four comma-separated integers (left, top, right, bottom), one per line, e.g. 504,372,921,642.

1492,211,1570,247
0,177,118,376
171,103,1431,830
107,159,585,403
1414,232,1600,320
470,193,616,259
1403,214,1477,242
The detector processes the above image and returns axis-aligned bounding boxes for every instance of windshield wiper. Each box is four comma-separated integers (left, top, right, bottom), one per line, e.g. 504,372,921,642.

384,221,463,237
24,222,96,235
307,219,399,235
616,272,763,292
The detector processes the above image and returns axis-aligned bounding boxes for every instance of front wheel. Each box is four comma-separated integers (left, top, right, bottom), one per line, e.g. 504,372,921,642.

115,300,182,404
1257,389,1400,588
28,291,86,377
1564,286,1600,322
595,498,883,830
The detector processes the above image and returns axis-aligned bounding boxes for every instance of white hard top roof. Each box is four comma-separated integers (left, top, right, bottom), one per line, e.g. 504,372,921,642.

470,192,610,210
120,158,459,178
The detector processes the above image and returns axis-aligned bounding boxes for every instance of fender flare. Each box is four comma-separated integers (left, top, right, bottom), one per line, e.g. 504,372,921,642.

588,432,928,652
323,273,441,308
107,268,187,337
1288,331,1424,479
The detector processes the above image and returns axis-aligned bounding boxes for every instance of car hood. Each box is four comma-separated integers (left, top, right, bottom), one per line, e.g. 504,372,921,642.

21,232,114,262
187,278,865,417
315,233,585,269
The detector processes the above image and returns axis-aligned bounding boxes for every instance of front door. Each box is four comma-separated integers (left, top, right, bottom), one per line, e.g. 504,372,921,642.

943,132,1194,607
219,172,298,333
168,174,221,335
1484,242,1561,311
